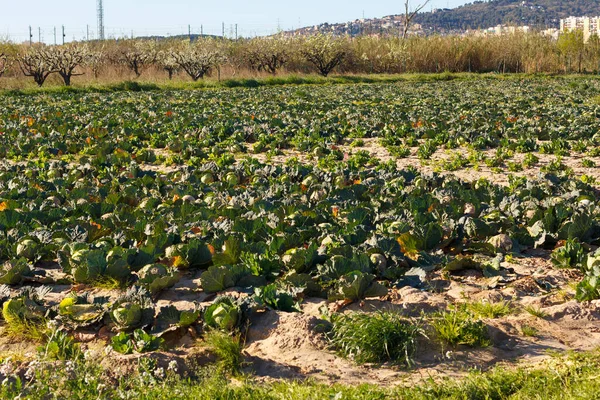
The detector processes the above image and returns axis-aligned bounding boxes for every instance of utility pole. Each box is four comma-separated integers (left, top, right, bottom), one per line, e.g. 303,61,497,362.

54,27,57,45
38,27,41,44
62,25,65,45
222,22,225,38
201,25,203,37
86,25,89,41
235,24,238,40
29,26,32,46
188,24,191,41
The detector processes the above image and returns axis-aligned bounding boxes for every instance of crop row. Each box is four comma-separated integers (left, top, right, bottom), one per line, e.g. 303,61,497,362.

1,80,600,165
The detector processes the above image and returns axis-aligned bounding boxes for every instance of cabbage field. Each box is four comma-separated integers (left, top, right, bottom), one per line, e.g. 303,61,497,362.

1,78,600,398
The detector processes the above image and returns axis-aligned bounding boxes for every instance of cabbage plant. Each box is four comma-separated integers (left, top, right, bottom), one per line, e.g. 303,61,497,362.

109,287,155,332
204,296,242,332
0,258,33,285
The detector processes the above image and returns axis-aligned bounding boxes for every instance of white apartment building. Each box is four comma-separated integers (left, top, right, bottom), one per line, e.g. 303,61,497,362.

560,16,600,42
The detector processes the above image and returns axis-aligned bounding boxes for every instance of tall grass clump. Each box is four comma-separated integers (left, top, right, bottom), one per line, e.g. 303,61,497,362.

203,330,244,375
464,299,514,319
431,307,490,348
329,311,424,366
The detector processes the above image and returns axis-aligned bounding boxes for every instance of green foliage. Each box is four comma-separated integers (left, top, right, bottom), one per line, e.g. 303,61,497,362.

4,350,600,399
254,284,299,312
111,329,163,354
136,264,180,296
203,297,243,332
203,330,244,376
152,305,201,336
431,307,490,348
57,292,106,329
329,271,388,302
1,287,49,342
524,305,549,319
165,240,212,269
38,329,81,361
463,299,514,319
521,325,539,337
576,274,600,302
329,311,423,365
551,239,586,270
0,258,33,285
3,78,600,361
109,288,155,332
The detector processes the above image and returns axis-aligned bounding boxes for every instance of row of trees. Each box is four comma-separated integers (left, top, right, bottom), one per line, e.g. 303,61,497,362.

0,35,349,87
1,31,599,87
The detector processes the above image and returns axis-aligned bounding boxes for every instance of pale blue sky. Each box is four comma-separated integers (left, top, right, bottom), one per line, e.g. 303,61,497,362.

1,0,470,43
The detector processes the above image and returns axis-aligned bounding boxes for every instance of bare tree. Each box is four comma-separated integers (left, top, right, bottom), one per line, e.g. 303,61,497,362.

46,44,91,86
301,35,349,77
402,0,431,39
174,39,227,81
18,47,56,87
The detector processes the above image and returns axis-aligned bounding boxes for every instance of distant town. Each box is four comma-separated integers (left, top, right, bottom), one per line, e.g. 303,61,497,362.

286,15,600,42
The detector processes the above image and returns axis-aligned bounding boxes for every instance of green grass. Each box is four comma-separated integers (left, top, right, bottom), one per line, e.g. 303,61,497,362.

2,318,48,343
524,305,549,319
203,330,244,376
464,299,515,319
431,307,491,348
90,276,128,290
5,72,600,96
521,325,539,338
328,311,424,366
3,350,600,399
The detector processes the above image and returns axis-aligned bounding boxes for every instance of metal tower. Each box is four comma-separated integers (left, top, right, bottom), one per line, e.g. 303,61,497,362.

97,0,105,40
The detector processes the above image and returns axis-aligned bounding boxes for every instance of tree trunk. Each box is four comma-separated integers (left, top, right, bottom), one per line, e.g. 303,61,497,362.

60,73,71,86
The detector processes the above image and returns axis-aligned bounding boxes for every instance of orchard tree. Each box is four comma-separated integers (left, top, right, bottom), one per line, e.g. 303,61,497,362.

46,44,91,86
116,40,158,77
87,49,106,79
174,39,227,81
157,50,180,80
301,34,349,77
245,36,292,74
18,47,56,87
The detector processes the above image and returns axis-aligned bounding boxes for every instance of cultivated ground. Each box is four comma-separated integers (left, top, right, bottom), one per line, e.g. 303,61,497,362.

1,77,600,398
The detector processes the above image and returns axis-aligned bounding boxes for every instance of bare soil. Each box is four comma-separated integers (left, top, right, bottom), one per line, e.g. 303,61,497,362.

1,249,598,387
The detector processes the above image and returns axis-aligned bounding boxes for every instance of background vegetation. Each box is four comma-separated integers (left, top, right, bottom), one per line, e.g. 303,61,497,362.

1,31,600,89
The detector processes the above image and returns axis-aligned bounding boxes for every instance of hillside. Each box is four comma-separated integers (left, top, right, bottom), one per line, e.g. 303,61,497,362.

289,0,600,36
415,0,600,31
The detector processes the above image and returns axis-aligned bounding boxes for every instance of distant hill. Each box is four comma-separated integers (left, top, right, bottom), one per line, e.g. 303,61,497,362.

288,0,600,36
415,0,600,31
